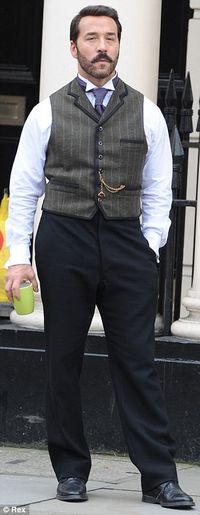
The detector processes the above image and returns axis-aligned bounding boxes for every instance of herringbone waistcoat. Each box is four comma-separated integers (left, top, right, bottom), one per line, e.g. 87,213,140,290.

43,78,148,219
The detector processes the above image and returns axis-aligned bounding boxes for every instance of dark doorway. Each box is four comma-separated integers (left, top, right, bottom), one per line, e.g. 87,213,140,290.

0,0,44,199
158,0,193,108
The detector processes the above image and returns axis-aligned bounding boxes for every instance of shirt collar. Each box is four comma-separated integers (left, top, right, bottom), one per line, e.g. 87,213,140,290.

77,72,117,92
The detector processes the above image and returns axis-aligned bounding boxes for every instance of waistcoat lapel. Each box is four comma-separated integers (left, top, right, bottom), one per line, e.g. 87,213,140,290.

67,78,99,122
99,79,128,123
67,78,128,124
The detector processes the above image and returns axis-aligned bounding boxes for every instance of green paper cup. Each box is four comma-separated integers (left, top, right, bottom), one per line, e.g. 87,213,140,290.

13,281,34,315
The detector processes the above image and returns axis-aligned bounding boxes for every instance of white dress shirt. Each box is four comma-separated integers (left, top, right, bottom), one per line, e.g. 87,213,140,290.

6,74,172,266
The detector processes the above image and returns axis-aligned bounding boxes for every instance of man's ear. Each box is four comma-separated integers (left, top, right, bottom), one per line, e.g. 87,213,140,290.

70,40,78,59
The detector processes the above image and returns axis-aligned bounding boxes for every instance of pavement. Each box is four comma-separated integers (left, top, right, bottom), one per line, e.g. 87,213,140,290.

0,446,199,514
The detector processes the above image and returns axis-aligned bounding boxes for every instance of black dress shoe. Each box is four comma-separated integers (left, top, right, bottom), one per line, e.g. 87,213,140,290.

142,480,195,508
56,477,88,502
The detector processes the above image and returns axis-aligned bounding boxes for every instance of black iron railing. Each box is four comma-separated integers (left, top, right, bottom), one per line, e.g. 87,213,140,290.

157,70,200,335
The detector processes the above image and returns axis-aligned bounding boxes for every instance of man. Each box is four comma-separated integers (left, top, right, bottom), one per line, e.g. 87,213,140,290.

5,5,194,509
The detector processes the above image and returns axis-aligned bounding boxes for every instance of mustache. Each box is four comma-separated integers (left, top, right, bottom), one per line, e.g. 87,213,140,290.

91,53,113,64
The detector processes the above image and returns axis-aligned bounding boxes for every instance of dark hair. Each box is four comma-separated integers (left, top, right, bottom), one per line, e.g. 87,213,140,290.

70,5,122,43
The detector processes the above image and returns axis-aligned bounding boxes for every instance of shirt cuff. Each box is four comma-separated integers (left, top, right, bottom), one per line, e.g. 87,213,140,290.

142,229,161,260
5,244,31,268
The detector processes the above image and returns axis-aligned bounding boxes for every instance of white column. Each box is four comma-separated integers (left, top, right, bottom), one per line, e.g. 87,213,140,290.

171,0,200,339
11,0,162,330
171,159,200,339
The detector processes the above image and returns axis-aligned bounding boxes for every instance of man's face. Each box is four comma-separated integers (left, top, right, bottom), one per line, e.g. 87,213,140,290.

70,16,120,84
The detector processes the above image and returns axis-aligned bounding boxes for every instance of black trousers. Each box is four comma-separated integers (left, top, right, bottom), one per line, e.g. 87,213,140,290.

35,210,178,492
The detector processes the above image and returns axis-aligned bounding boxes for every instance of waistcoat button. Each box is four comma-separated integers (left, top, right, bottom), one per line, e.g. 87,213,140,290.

99,126,103,132
98,154,103,159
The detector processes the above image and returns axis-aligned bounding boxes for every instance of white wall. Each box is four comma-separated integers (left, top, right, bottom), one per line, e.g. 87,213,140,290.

40,0,162,102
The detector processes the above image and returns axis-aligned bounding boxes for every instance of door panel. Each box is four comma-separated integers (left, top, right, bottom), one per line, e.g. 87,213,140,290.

158,0,193,109
0,0,44,198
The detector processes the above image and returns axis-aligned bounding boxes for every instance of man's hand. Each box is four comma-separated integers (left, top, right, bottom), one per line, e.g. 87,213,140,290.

5,264,39,302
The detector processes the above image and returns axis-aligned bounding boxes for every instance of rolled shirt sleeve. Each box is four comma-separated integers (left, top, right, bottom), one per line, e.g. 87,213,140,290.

6,98,52,266
142,97,172,257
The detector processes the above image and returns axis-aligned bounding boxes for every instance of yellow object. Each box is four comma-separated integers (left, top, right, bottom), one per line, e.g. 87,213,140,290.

0,191,10,303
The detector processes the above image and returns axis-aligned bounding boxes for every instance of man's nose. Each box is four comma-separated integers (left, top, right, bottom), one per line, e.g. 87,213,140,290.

96,38,108,52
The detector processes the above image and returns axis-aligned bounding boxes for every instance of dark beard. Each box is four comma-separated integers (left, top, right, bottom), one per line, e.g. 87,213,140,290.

77,49,119,80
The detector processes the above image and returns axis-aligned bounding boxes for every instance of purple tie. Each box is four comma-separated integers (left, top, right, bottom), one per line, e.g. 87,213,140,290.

92,88,108,115
76,76,119,115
